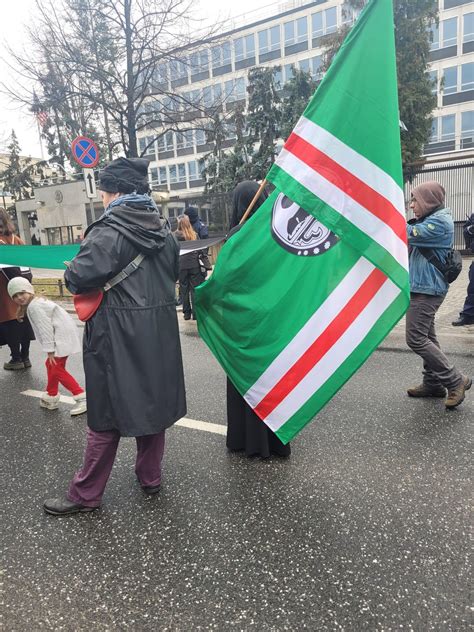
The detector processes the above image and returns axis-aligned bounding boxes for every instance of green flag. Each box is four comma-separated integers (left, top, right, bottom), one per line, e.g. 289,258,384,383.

197,0,409,444
0,245,79,269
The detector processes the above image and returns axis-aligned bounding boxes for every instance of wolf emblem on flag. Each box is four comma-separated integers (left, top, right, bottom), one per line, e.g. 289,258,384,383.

271,193,339,256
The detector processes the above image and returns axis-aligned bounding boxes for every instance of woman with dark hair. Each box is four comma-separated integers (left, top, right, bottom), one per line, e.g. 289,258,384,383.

225,181,291,458
0,208,35,370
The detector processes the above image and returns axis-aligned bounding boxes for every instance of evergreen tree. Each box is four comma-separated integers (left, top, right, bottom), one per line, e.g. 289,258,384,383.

246,67,281,179
280,68,316,141
1,130,33,202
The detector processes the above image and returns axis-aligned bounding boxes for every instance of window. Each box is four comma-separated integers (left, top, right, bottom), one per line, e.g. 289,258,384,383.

157,131,174,152
170,57,188,80
190,50,209,76
443,66,457,94
234,34,255,62
461,111,474,147
138,136,156,157
429,117,439,142
273,66,283,87
224,78,245,103
159,167,168,186
299,58,310,73
195,129,206,146
429,69,438,95
168,165,177,184
312,7,337,39
464,13,474,43
341,2,358,26
258,25,281,54
211,42,231,69
441,114,455,141
284,17,308,46
284,64,295,84
177,163,186,183
188,161,201,181
429,23,439,51
442,17,457,48
149,167,158,183
154,63,168,86
461,62,474,91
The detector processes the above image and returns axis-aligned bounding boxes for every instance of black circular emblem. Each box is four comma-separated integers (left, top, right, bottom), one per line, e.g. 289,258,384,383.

271,193,338,256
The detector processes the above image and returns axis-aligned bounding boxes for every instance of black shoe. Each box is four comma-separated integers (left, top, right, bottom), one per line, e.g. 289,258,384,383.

22,358,32,368
142,484,161,495
452,316,474,326
43,497,97,516
3,359,25,370
183,314,191,321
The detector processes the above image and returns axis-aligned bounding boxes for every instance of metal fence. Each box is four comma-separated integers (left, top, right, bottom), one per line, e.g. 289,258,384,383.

404,160,474,251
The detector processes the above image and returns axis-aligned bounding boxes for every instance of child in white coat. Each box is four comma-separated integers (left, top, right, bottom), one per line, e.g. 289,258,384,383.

7,277,87,416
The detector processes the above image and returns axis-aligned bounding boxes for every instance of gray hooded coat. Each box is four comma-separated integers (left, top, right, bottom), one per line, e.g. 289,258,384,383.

65,201,186,436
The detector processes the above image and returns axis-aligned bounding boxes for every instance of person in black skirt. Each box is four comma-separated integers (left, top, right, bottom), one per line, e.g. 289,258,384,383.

0,209,35,370
225,181,291,458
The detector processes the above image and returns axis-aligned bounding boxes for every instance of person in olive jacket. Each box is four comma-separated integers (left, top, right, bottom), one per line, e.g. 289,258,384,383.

44,157,186,515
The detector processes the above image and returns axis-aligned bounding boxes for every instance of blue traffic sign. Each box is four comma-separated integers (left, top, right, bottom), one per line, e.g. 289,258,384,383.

71,136,100,168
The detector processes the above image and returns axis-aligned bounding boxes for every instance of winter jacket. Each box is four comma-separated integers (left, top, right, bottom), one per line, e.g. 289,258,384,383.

174,230,202,271
407,207,454,296
27,297,81,357
64,199,186,437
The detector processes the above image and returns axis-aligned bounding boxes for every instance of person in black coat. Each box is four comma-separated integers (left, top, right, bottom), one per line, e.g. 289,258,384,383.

44,157,186,515
452,213,474,326
175,214,204,320
225,181,291,458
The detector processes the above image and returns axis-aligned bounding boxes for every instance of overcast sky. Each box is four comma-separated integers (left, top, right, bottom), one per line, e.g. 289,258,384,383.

0,0,279,157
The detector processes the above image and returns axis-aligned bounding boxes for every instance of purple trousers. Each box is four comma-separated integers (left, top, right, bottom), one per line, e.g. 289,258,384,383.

67,427,165,507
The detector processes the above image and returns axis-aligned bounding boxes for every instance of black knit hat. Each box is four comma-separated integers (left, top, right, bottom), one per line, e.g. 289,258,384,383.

98,157,150,194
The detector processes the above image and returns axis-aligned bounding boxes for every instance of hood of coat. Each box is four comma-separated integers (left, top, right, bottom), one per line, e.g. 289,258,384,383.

102,203,170,255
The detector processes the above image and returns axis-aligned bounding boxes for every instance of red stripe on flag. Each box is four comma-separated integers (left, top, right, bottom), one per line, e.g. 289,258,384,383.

254,268,387,420
284,133,407,244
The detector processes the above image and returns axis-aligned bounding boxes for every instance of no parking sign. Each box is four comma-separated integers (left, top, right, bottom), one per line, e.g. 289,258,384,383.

71,136,100,168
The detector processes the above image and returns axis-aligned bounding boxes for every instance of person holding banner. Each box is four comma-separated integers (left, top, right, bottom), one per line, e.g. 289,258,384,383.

225,181,291,459
0,209,35,370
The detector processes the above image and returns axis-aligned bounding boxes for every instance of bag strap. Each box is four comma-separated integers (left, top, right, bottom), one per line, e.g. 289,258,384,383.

104,253,145,292
416,247,445,273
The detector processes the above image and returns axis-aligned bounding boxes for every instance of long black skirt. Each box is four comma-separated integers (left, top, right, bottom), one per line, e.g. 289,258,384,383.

226,378,291,458
0,318,35,347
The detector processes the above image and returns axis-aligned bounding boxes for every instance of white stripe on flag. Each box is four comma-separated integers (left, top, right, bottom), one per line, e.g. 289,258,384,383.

260,278,401,431
276,147,408,271
291,117,406,220
245,257,375,408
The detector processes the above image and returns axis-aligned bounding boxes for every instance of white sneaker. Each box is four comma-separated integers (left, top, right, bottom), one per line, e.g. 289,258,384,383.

71,392,87,417
40,393,60,410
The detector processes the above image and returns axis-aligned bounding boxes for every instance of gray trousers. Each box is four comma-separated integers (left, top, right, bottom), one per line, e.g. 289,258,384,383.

406,293,462,389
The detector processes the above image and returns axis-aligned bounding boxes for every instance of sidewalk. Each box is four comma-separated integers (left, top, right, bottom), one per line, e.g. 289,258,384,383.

31,256,473,355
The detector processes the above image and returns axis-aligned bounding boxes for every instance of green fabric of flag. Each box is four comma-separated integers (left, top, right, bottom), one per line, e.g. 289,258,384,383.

196,0,409,444
0,245,79,269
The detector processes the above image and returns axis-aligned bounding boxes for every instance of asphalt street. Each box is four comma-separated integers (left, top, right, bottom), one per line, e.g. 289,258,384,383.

1,324,472,631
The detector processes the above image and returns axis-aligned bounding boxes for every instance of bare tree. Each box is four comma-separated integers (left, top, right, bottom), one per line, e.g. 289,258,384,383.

3,0,225,162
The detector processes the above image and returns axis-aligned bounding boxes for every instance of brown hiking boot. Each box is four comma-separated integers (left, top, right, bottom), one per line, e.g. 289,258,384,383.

445,376,472,409
407,384,446,398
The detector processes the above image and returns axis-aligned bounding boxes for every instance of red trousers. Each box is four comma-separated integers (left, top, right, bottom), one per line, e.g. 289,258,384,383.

46,356,84,397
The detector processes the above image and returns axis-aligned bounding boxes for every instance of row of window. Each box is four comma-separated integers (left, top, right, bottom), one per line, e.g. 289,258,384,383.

430,12,473,50
139,54,323,135
152,4,354,87
149,161,203,187
430,62,474,94
428,110,473,146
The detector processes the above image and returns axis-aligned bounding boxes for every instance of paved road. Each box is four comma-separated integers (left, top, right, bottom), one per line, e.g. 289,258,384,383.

1,321,472,630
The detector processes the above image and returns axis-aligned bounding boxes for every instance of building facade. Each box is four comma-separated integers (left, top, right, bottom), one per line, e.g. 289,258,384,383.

137,0,473,220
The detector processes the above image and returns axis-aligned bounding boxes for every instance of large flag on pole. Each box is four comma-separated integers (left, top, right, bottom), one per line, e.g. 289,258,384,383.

195,0,409,444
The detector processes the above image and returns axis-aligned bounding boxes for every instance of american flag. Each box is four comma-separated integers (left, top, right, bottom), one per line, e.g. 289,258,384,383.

35,111,49,128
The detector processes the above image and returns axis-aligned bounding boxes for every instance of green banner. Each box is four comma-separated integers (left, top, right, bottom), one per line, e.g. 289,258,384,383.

0,245,80,269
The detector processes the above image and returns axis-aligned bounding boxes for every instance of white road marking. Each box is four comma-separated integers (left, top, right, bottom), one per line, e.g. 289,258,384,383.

21,390,226,436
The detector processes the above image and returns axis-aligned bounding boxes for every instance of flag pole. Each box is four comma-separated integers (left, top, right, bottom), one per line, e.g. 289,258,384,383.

239,179,267,225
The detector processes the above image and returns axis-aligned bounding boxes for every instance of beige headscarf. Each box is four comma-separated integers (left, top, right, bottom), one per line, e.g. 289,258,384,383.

411,181,446,216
